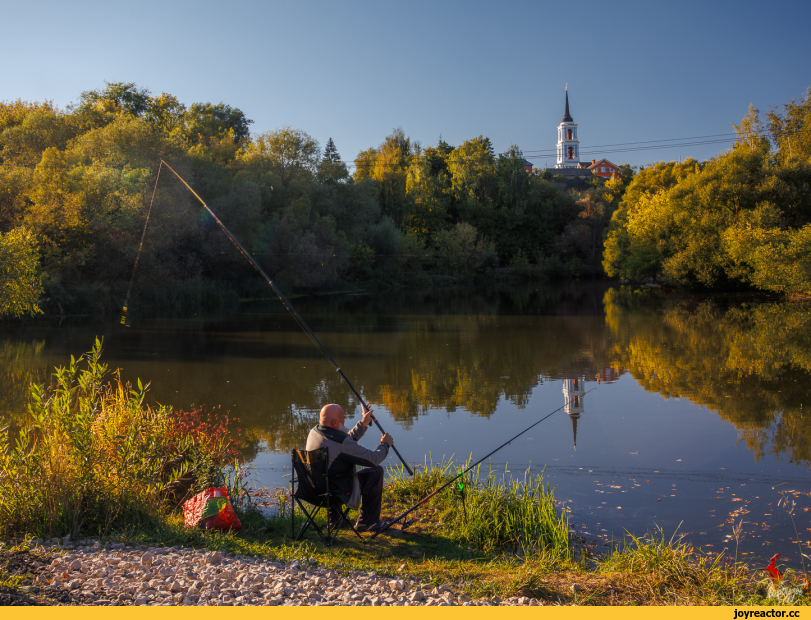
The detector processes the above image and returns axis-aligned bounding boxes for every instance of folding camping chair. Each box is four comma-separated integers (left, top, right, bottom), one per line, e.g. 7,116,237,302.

290,447,364,546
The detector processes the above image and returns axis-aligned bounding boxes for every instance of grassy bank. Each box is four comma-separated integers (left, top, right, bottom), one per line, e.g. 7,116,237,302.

0,345,806,605
1,484,800,606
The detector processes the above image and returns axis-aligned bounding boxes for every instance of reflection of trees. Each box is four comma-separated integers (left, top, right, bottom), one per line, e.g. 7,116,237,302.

0,284,621,456
0,339,45,424
368,315,536,419
604,287,811,465
366,314,579,419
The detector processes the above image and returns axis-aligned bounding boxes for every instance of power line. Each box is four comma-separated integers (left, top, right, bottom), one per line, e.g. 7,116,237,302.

523,131,746,153
1,126,808,172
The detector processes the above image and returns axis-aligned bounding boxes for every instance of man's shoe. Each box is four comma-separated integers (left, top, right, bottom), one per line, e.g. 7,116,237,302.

355,520,389,533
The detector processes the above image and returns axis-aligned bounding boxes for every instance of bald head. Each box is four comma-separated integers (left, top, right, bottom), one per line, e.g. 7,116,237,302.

319,404,346,429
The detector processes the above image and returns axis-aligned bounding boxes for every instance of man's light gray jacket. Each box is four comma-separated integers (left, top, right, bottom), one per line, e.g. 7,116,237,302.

306,421,390,510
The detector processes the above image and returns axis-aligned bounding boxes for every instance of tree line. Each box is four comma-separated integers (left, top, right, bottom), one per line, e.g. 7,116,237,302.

0,82,620,319
603,87,811,297
6,82,806,319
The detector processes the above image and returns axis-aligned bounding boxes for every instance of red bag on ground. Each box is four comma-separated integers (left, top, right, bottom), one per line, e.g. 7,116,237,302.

183,486,242,531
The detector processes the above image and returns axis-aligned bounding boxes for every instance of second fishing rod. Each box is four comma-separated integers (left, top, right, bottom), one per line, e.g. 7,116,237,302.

160,160,414,476
370,386,598,538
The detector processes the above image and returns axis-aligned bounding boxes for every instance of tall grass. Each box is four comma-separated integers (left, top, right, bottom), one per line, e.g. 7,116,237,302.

385,457,571,556
599,526,756,605
0,338,239,538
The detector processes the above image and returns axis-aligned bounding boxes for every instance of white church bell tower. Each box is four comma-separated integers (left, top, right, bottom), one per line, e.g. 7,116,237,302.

555,86,580,169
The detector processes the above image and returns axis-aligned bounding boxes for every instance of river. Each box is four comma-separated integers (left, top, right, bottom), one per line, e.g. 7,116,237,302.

3,283,810,568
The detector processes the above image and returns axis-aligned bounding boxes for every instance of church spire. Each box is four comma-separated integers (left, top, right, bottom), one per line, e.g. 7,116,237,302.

555,85,580,168
562,86,573,123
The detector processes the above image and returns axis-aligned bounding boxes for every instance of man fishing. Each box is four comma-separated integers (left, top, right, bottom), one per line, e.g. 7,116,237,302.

306,403,394,532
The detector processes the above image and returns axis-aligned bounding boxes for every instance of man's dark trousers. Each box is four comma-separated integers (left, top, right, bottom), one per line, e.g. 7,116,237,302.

329,465,384,527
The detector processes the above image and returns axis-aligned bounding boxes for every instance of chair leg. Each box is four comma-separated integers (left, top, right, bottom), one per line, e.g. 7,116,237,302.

293,498,330,546
336,506,364,542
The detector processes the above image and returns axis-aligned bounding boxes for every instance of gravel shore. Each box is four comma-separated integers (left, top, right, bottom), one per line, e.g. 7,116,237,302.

14,538,543,606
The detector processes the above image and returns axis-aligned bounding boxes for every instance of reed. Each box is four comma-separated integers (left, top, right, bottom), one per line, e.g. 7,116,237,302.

385,457,571,556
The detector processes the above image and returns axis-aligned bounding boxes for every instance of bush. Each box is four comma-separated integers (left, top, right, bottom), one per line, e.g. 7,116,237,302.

0,338,239,537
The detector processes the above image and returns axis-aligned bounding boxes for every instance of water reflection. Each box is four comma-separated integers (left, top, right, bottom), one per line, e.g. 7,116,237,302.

2,284,810,472
562,377,585,448
0,340,46,424
603,287,811,466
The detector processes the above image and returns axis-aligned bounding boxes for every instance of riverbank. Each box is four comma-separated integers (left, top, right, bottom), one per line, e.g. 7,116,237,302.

0,517,793,606
1,475,801,608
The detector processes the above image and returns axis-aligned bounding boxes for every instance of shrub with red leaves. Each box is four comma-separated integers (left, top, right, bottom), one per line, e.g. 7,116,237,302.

166,407,239,462
160,406,244,500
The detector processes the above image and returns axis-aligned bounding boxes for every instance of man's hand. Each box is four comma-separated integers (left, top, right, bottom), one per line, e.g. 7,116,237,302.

381,433,394,447
361,403,374,427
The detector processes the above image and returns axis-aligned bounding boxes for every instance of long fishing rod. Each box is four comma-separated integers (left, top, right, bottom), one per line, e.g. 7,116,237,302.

120,161,163,327
159,160,414,476
370,386,599,538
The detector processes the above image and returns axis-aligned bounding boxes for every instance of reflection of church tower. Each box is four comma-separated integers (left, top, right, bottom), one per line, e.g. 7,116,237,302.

562,377,585,448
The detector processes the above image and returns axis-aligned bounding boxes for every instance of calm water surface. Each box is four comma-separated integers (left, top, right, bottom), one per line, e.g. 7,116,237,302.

3,284,810,566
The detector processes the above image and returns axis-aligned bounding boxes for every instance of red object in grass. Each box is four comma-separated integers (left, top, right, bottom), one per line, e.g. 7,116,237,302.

183,486,241,531
765,553,782,584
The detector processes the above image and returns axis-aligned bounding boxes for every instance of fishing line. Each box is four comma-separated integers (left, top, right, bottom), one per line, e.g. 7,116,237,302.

120,160,163,327
157,159,414,476
370,386,599,538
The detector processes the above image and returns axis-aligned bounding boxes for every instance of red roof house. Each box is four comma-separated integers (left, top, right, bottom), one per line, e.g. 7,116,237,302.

587,158,620,179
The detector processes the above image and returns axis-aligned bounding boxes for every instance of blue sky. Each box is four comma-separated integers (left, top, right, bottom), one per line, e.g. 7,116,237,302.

3,0,810,168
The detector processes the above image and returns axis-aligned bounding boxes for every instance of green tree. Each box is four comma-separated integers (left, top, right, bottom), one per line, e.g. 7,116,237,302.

564,190,610,267
603,159,702,279
77,82,152,118
238,127,319,189
434,222,497,277
351,128,414,225
182,102,253,144
724,223,811,296
767,87,811,165
447,136,496,203
323,137,340,163
0,228,43,317
732,104,770,154
0,105,80,167
317,137,348,181
145,93,187,137
404,155,450,240
496,145,531,209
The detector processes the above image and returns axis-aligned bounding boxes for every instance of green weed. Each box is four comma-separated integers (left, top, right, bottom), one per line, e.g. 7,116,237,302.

385,457,571,557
